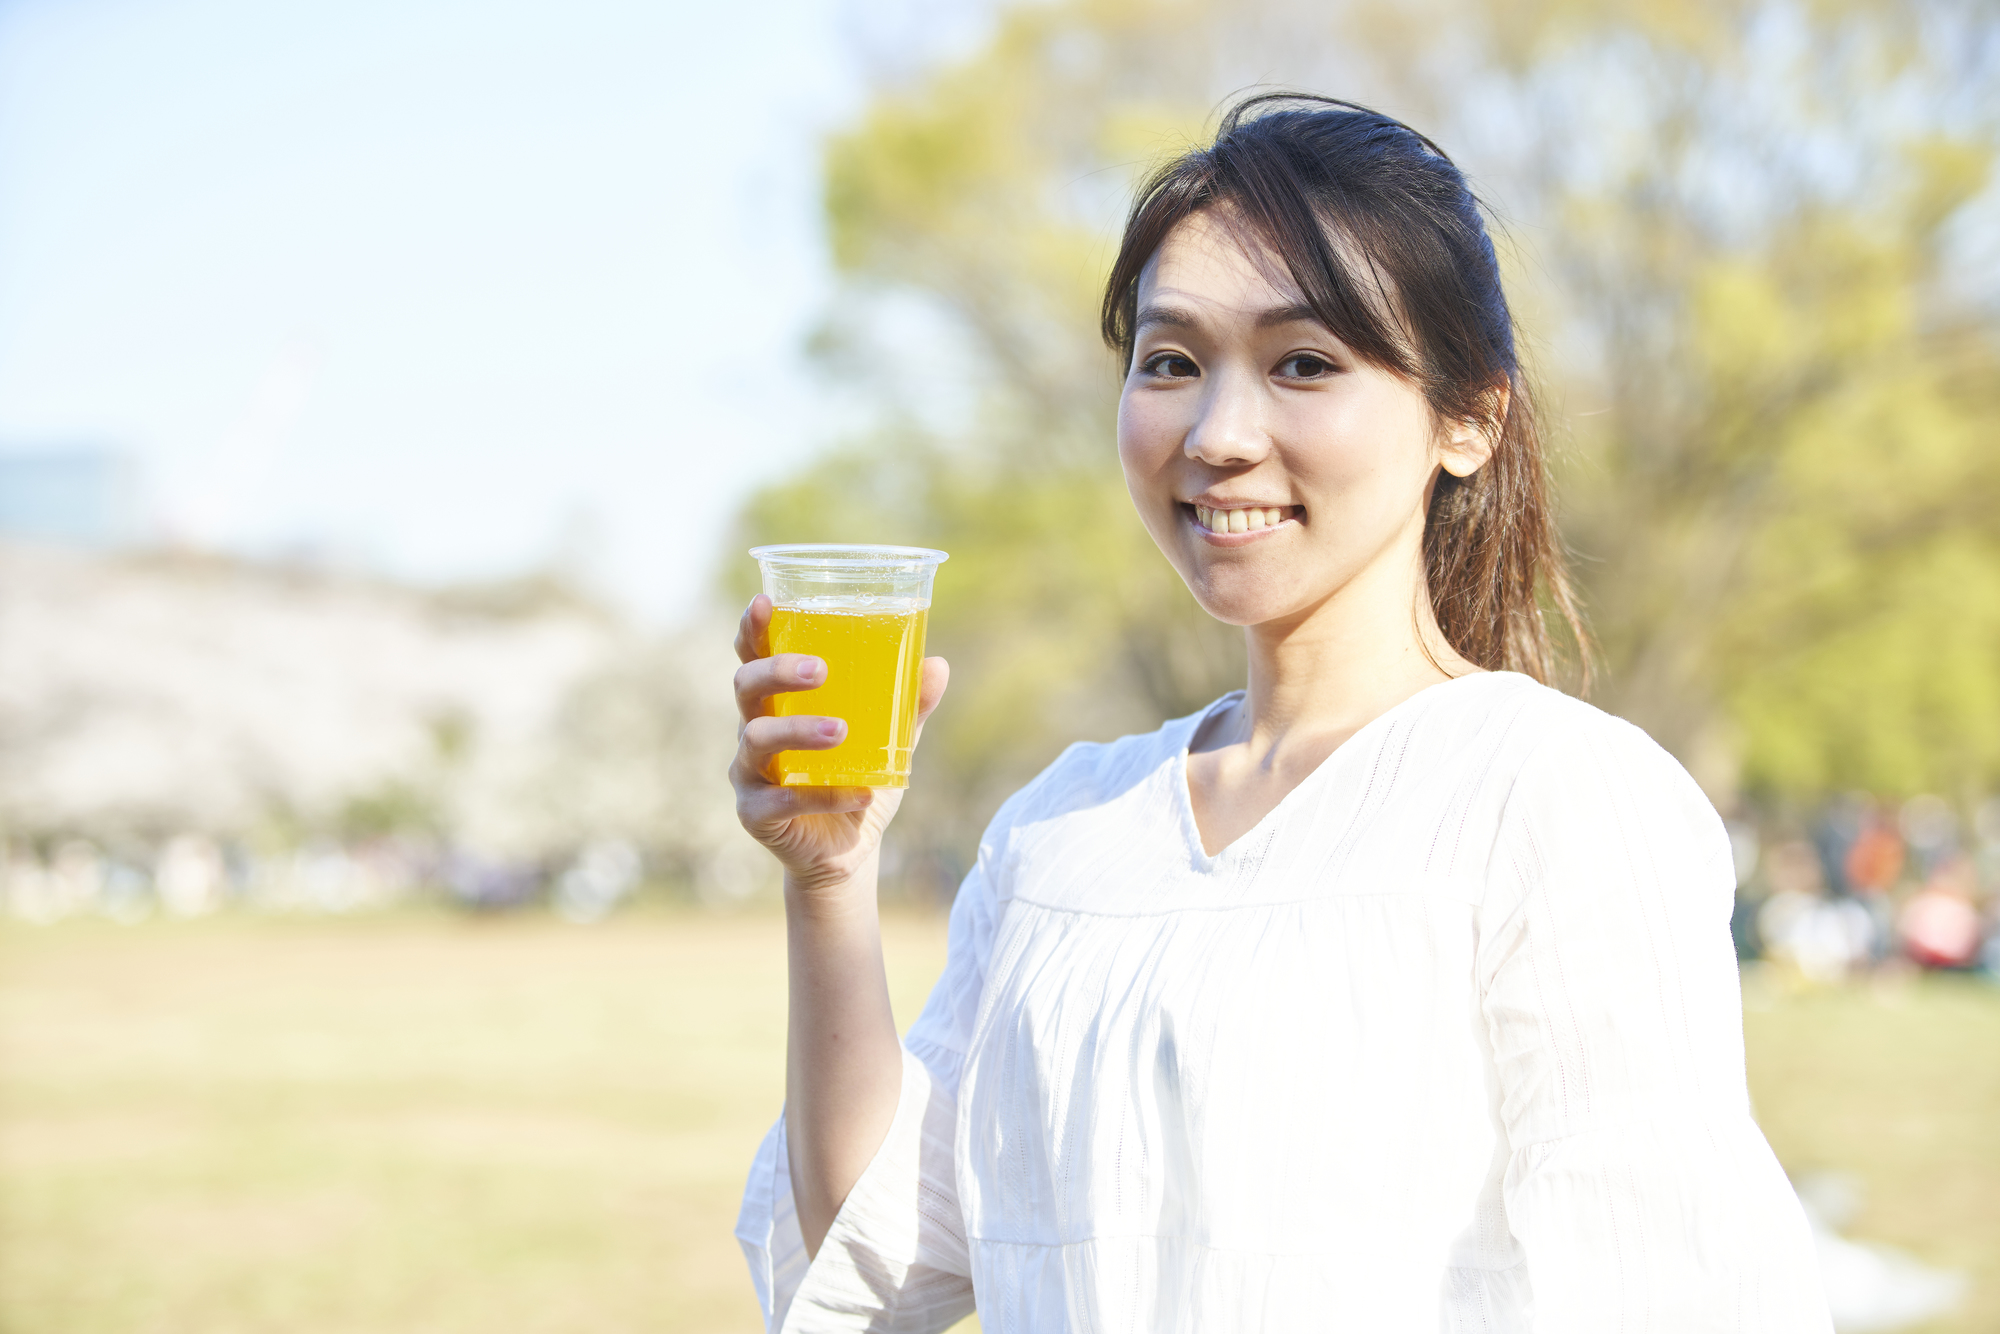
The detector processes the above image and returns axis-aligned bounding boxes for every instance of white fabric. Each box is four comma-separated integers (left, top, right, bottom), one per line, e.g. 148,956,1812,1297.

737,672,1831,1332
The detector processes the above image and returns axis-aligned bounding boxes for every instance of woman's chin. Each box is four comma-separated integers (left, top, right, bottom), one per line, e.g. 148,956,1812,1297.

1184,579,1303,630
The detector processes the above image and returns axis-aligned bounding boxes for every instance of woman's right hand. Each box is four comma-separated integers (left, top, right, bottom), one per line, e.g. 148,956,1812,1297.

730,594,949,899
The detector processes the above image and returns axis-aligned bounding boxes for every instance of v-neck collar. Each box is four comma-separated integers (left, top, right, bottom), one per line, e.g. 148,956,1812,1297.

1170,673,1499,868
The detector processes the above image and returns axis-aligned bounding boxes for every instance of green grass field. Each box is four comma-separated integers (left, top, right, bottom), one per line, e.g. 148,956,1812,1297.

1,911,1993,1333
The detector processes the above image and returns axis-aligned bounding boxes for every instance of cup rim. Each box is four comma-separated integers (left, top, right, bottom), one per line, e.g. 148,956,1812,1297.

749,543,949,569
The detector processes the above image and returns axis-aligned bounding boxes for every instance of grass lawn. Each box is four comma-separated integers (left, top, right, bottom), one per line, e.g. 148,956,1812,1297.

1,910,1992,1332
1742,968,2000,1334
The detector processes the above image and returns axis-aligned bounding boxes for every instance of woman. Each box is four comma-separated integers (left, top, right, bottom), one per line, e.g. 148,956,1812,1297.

729,95,1829,1332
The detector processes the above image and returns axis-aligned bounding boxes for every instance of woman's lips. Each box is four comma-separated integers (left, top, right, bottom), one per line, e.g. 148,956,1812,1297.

1187,502,1302,538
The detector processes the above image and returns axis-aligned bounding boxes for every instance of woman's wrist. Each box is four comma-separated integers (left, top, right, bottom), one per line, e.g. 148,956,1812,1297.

783,853,880,921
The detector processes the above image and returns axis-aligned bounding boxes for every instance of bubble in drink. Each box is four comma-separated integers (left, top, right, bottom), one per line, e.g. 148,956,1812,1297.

768,596,929,787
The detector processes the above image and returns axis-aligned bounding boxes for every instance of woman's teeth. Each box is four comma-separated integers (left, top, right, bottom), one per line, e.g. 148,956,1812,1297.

1194,505,1292,535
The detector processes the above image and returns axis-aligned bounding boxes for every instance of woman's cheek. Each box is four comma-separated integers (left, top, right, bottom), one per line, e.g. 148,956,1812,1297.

1117,396,1180,487
1279,404,1405,501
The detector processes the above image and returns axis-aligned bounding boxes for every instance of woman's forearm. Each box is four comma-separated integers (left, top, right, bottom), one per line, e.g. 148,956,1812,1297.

783,852,905,1258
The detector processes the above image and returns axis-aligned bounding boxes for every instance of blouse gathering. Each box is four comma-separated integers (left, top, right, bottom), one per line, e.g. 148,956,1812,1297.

736,670,1831,1332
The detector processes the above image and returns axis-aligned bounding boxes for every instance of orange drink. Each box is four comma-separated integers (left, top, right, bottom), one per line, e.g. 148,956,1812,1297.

767,600,929,786
749,545,949,788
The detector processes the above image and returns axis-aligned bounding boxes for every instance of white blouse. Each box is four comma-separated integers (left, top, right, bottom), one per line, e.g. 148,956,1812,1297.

737,672,1831,1332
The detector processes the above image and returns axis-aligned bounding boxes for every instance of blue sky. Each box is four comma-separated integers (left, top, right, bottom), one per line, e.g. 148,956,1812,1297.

0,0,972,620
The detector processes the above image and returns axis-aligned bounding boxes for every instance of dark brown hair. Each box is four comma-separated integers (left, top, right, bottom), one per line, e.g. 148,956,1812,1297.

1102,93,1588,686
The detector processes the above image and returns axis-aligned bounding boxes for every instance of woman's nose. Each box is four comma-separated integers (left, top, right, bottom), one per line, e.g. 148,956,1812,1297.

1182,369,1270,466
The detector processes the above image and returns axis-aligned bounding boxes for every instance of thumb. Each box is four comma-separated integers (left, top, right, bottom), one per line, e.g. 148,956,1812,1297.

913,657,950,727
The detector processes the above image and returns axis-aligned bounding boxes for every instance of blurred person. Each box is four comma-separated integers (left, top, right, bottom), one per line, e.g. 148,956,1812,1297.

1759,890,1876,983
552,837,642,923
1898,795,1959,879
1813,794,1869,898
49,839,106,920
1727,818,1767,959
1732,884,1768,961
1841,806,1902,964
155,833,226,917
1767,836,1827,901
1898,854,1983,970
1974,795,2000,893
1759,839,1875,983
730,96,1828,1330
1844,804,1905,895
2,849,60,924
98,858,153,924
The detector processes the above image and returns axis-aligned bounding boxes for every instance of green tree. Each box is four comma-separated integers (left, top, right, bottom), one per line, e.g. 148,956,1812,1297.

1512,21,2000,802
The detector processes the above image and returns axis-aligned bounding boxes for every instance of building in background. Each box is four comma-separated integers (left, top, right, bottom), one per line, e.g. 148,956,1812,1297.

0,447,141,547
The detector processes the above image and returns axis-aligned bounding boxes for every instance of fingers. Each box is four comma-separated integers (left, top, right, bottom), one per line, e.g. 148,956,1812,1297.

734,653,826,721
737,713,846,769
731,715,847,795
733,594,773,665
736,781,875,829
915,657,950,724
909,657,950,749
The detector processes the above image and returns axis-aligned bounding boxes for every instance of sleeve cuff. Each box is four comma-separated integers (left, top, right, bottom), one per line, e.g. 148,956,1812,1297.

736,1045,974,1332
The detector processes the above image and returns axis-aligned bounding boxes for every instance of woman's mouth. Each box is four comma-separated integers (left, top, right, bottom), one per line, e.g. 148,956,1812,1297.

1186,503,1302,537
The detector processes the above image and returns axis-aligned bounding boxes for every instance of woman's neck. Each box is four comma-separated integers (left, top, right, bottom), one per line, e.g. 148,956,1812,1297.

1183,537,1479,857
1235,546,1476,756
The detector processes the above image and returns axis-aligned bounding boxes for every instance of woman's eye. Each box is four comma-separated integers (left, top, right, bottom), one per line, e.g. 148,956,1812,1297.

1143,353,1199,379
1280,354,1334,378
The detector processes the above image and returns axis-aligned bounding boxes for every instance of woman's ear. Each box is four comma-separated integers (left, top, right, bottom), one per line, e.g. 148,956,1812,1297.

1439,379,1509,478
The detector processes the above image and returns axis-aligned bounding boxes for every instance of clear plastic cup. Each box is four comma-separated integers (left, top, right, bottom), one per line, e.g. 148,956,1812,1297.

749,544,949,787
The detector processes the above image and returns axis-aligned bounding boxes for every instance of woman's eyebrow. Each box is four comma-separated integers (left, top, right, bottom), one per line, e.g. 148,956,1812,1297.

1255,302,1324,328
1134,302,1199,333
1135,301,1326,333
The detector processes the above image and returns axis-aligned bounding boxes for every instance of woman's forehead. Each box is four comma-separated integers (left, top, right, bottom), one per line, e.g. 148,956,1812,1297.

1137,207,1400,335
1138,211,1298,308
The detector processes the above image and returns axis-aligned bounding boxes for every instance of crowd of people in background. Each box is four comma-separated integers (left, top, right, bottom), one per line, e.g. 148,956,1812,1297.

1732,794,2000,982
5,791,2000,982
0,832,647,925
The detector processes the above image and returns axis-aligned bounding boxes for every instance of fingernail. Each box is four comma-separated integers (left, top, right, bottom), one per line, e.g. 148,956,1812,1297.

818,719,844,740
799,658,824,684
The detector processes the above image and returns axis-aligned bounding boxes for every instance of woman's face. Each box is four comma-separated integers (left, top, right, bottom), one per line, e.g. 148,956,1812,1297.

1116,211,1489,630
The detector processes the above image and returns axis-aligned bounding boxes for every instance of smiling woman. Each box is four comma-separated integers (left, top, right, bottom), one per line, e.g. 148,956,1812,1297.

728,94,1832,1332
1104,99,1580,688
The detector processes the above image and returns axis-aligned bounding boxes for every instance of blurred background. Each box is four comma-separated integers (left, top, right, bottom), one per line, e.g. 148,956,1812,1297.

2,0,1997,1330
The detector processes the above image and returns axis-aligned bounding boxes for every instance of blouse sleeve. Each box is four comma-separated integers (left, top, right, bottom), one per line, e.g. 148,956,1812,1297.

734,854,999,1332
1476,712,1831,1333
